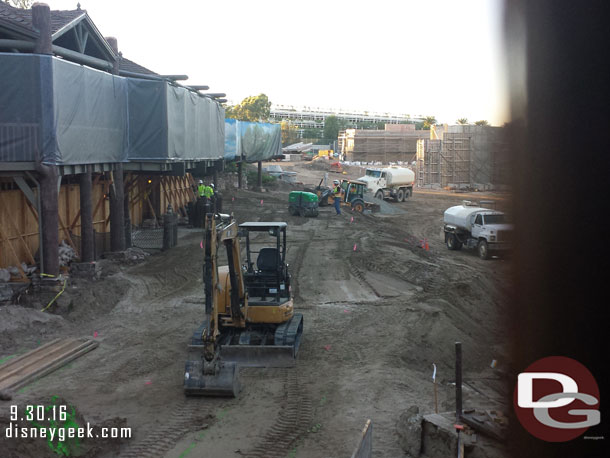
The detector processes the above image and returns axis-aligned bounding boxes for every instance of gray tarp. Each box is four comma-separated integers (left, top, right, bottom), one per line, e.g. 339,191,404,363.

52,58,128,164
128,80,224,161
1,53,225,165
0,53,43,162
127,79,167,160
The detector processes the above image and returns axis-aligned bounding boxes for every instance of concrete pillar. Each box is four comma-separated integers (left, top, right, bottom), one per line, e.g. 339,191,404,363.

79,167,94,262
237,162,243,188
109,166,125,251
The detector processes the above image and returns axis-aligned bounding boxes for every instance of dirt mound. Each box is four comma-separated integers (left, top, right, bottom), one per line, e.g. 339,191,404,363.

0,305,68,351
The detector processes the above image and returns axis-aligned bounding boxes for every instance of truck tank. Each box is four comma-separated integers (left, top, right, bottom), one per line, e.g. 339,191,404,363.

443,205,489,231
385,168,415,187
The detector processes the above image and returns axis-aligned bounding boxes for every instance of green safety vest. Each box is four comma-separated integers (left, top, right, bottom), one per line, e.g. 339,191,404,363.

204,186,214,198
198,184,205,197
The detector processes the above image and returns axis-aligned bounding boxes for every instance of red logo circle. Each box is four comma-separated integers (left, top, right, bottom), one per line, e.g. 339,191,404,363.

513,356,600,442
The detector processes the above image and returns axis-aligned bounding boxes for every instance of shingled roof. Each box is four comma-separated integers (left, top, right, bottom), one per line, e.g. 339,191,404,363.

0,2,157,76
119,56,158,76
0,2,85,37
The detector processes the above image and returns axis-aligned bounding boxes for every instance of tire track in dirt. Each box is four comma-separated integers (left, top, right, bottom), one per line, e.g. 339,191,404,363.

122,397,222,458
242,368,313,458
288,229,316,305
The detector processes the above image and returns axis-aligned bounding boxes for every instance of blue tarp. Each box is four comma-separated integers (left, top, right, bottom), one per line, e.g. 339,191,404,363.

224,119,281,163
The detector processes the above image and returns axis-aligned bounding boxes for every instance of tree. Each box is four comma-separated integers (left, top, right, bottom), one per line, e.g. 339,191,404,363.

281,121,299,147
5,0,32,8
322,115,346,142
302,128,322,140
225,94,271,122
456,118,469,125
422,116,437,130
474,120,490,126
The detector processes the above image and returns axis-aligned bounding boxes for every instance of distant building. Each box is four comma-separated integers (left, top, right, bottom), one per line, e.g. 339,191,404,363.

416,125,509,190
339,124,429,163
270,106,423,138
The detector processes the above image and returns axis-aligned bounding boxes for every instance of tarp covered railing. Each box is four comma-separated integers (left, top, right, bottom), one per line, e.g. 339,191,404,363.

0,53,225,165
224,118,281,163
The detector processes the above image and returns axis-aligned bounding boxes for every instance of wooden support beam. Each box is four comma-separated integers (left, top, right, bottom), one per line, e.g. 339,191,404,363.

0,194,36,266
0,225,27,280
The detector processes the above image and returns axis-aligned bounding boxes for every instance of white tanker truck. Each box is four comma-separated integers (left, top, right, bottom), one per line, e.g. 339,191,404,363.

357,166,415,202
443,202,512,259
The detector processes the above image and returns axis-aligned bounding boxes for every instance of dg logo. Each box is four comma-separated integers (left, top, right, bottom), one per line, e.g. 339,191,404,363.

514,356,601,442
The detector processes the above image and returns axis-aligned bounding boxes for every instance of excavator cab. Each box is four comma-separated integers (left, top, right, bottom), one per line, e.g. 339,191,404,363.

240,222,291,305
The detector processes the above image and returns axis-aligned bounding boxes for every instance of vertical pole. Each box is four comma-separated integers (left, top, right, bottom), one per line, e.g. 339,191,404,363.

257,161,263,190
33,3,58,276
237,161,243,188
79,167,94,262
213,168,219,189
124,179,132,249
39,170,59,276
109,166,125,251
106,36,125,252
33,3,52,55
455,342,462,422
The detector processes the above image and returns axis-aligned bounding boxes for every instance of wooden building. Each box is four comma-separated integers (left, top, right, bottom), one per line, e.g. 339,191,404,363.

0,3,225,277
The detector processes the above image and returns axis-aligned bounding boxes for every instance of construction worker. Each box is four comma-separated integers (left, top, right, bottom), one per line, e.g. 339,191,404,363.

203,182,214,213
195,179,206,228
332,179,343,215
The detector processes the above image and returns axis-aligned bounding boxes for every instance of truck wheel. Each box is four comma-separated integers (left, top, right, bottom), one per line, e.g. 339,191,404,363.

447,233,462,250
375,190,384,201
404,188,411,200
478,240,490,260
396,189,405,202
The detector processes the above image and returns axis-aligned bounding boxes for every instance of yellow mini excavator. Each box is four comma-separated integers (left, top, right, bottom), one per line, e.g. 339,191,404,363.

184,213,303,397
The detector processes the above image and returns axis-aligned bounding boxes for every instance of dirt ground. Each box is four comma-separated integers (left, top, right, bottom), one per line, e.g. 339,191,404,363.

0,160,512,458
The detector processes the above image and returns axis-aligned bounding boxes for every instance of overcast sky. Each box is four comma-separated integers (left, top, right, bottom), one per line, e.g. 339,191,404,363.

47,0,509,125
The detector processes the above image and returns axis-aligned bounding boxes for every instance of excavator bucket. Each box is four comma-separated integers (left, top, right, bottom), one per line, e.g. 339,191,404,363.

184,356,240,397
220,313,303,368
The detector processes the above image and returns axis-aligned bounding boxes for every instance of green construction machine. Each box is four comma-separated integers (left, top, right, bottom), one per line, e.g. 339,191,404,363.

288,191,319,217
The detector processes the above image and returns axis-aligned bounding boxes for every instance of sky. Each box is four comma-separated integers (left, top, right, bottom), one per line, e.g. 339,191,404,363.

47,0,509,126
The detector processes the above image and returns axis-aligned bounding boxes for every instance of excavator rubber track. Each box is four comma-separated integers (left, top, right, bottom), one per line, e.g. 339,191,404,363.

189,314,303,370
221,313,304,368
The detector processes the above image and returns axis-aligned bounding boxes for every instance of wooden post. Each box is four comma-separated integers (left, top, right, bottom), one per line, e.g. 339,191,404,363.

39,169,59,276
109,166,126,251
124,175,132,249
257,161,262,190
213,168,219,189
32,3,52,55
105,36,125,252
79,167,94,262
455,342,462,422
32,3,58,275
105,36,119,74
